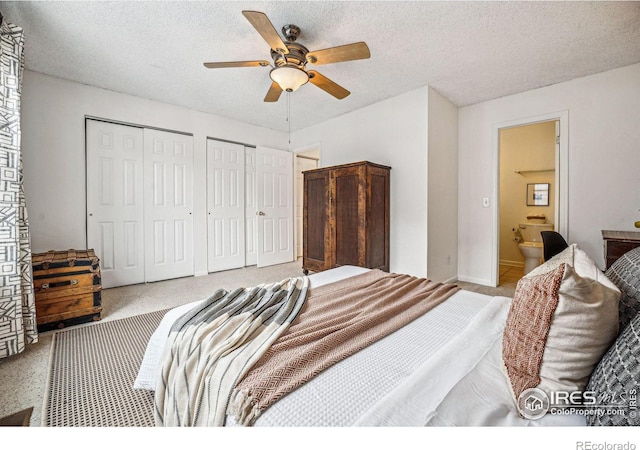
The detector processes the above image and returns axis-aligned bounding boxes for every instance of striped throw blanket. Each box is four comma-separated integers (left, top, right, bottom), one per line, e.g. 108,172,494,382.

154,276,309,426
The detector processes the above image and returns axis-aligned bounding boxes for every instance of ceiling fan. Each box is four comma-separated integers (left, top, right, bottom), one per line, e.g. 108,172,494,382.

203,10,371,102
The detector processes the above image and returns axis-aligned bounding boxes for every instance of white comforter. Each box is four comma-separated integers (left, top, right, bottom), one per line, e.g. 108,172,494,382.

355,295,584,426
135,266,585,426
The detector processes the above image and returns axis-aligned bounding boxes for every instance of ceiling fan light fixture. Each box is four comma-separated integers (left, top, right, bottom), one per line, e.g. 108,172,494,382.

270,66,309,92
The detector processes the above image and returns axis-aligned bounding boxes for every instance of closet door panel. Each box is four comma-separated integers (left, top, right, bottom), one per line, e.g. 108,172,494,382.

144,129,194,282
244,148,258,266
256,147,294,267
86,120,145,288
206,139,246,272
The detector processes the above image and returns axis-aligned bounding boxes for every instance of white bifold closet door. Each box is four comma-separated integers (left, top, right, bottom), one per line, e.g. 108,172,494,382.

256,146,294,267
86,119,194,288
86,120,145,288
244,147,258,266
143,128,194,283
206,139,246,272
206,141,294,272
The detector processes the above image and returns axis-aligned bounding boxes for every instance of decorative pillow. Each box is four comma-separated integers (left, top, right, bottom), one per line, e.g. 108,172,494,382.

527,243,619,292
586,312,640,426
605,247,640,330
524,243,575,278
502,264,565,398
502,248,621,405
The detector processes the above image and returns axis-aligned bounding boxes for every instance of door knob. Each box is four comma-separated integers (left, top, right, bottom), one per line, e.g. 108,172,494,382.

257,211,266,216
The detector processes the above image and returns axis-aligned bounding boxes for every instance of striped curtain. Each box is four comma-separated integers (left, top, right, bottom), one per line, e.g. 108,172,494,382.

0,19,37,359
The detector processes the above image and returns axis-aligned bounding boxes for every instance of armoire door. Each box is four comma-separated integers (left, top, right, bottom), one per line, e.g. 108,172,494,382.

256,146,294,267
332,164,366,267
206,139,246,272
302,167,331,273
143,128,194,282
296,156,318,258
86,120,145,288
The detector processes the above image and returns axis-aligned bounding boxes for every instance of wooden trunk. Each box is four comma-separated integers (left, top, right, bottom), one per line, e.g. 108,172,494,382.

32,249,102,332
303,161,390,274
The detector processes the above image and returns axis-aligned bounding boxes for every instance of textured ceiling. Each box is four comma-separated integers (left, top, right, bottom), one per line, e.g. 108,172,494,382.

2,1,639,132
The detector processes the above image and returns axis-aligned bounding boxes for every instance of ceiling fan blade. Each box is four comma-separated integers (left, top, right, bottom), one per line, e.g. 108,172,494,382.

307,42,370,65
203,60,270,69
307,70,350,99
264,81,283,102
242,10,289,54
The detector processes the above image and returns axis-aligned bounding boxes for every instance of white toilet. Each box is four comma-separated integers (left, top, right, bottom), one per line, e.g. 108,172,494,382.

518,220,554,274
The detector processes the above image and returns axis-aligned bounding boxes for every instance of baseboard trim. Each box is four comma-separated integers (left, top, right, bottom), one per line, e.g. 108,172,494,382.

456,275,493,286
499,260,524,269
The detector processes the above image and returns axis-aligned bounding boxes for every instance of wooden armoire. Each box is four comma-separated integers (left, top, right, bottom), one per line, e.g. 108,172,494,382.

302,161,390,274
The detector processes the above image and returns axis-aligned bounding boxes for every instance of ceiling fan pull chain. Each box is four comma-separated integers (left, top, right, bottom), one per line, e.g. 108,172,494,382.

287,92,291,148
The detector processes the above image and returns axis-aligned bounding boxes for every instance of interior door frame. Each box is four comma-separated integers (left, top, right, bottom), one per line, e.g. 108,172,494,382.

491,110,569,287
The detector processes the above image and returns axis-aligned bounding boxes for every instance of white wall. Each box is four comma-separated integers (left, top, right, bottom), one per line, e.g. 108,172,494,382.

427,87,458,282
292,87,430,277
21,70,288,277
458,63,640,284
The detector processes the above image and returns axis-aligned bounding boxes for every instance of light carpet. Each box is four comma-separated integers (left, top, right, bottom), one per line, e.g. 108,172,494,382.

42,309,168,427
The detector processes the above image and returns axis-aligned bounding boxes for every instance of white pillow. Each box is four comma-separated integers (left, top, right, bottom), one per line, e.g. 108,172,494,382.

538,264,619,394
573,245,619,291
502,244,620,405
527,243,618,290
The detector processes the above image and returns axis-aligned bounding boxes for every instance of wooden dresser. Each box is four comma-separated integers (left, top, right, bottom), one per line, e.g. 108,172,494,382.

303,161,390,274
602,230,640,270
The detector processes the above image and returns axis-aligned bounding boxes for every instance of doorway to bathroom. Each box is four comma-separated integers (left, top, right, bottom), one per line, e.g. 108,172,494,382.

495,111,568,288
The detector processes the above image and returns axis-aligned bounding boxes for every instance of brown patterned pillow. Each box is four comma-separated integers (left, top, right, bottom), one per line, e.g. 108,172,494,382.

503,261,620,406
503,264,565,399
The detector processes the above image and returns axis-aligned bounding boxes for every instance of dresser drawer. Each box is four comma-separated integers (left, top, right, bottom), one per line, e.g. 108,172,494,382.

602,231,640,270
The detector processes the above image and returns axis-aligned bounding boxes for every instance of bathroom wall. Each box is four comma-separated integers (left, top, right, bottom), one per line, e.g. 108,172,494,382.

499,121,556,267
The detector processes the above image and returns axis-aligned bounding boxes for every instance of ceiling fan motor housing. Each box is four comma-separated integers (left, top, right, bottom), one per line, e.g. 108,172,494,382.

282,24,301,42
271,42,309,69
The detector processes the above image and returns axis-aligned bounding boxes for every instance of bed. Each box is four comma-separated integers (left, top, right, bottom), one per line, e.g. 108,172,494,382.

134,243,640,427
